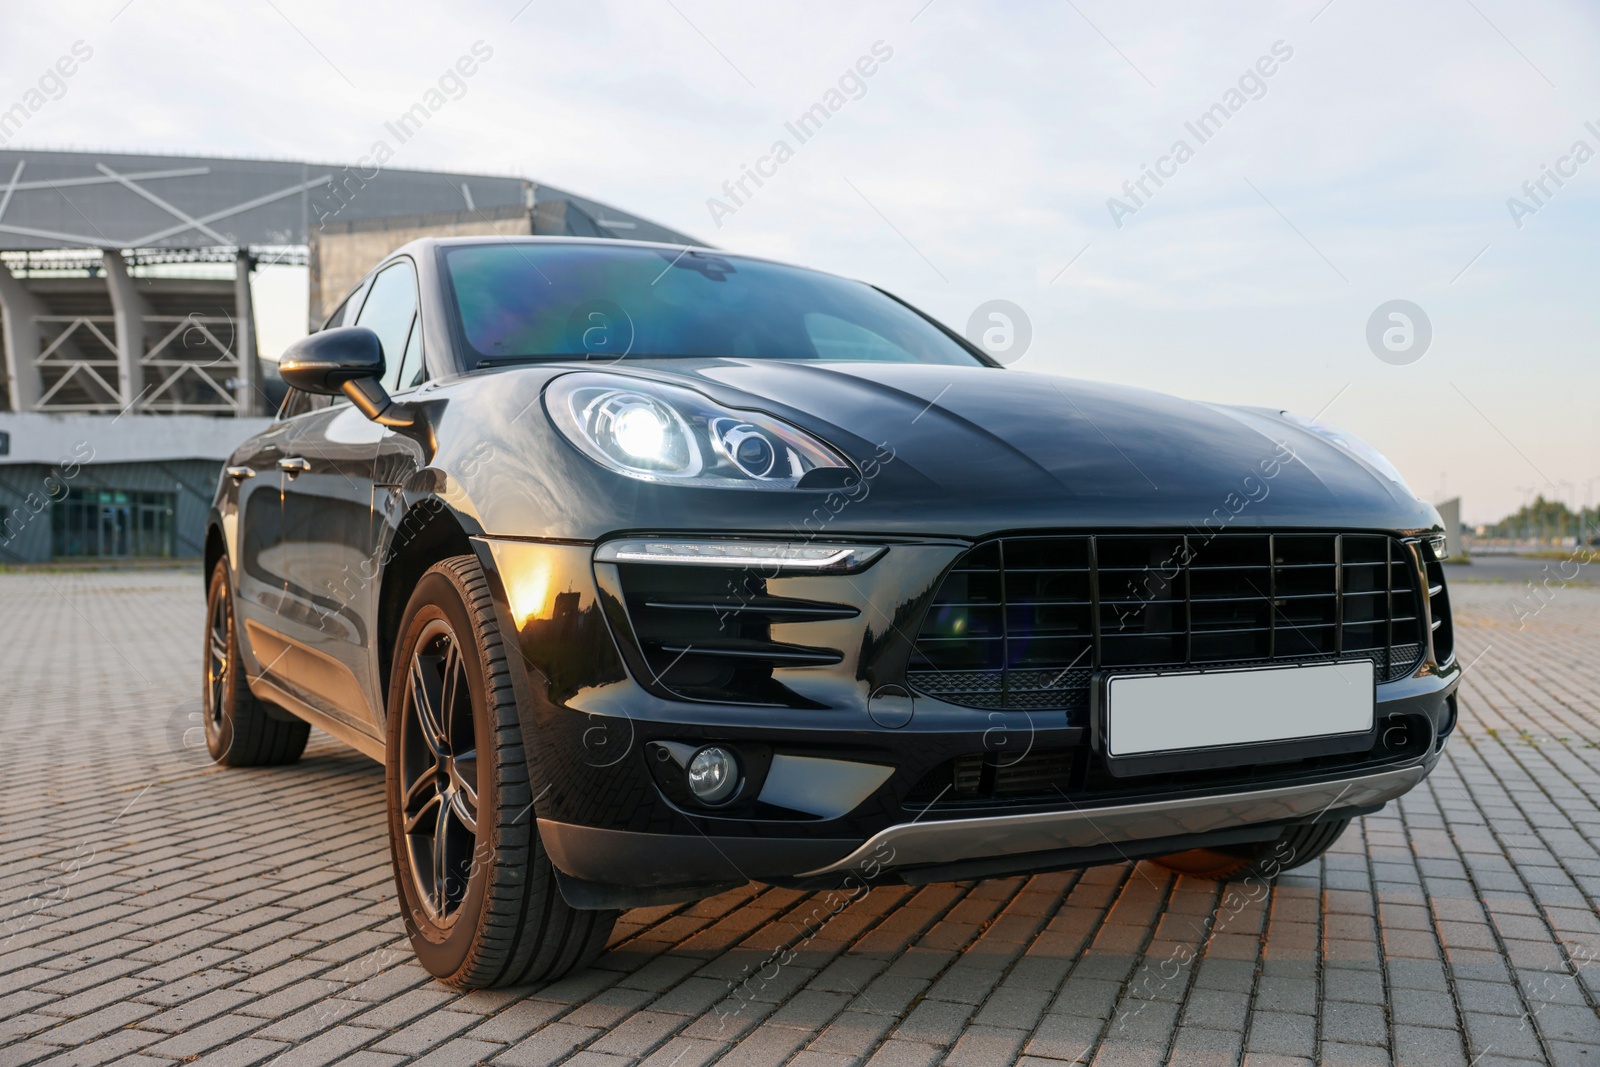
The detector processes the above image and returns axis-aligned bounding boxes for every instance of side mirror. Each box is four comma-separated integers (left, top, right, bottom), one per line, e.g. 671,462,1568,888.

279,326,384,394
279,326,421,432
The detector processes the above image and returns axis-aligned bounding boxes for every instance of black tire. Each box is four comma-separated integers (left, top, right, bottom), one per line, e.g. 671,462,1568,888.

204,558,310,767
1152,818,1352,881
384,554,616,989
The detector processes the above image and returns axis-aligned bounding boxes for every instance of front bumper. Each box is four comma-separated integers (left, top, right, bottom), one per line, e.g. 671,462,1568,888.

473,531,1458,902
804,761,1425,877
537,758,1431,897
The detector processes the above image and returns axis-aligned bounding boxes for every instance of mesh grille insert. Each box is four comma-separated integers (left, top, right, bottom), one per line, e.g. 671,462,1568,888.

909,532,1427,717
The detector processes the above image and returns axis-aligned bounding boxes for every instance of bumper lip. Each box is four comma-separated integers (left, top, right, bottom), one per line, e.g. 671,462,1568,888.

536,817,861,888
798,761,1429,878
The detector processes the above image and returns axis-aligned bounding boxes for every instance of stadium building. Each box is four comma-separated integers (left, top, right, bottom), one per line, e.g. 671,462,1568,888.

0,148,697,563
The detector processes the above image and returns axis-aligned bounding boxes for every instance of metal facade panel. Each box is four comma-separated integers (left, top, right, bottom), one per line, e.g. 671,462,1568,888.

0,149,694,251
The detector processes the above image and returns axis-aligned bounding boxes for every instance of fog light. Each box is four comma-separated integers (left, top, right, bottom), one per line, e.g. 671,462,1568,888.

687,745,740,805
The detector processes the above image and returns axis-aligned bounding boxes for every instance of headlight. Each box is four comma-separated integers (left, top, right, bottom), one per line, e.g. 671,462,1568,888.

1282,411,1413,493
546,372,851,489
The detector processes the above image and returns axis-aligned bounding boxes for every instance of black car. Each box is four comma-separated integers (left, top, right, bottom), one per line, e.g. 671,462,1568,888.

205,237,1458,989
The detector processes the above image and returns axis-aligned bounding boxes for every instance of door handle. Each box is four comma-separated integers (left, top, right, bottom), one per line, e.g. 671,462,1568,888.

277,457,312,477
225,466,255,482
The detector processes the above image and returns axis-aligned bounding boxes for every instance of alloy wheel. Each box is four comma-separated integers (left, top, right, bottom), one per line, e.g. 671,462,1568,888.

399,619,480,926
206,585,229,728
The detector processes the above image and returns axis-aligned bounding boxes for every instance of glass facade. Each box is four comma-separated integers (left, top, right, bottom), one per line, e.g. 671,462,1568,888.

51,488,177,559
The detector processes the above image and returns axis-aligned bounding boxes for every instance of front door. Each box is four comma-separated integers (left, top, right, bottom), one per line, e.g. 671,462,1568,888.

232,421,296,676
269,402,382,732
271,257,423,733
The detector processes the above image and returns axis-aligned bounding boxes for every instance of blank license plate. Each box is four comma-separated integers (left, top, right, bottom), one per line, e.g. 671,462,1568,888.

1104,661,1375,758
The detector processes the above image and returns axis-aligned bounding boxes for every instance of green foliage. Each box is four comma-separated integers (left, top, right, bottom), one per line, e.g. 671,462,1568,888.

1483,495,1595,540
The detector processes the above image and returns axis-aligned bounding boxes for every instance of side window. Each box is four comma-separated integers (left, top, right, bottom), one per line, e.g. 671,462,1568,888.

394,316,426,392
278,389,322,419
323,286,360,330
355,260,420,394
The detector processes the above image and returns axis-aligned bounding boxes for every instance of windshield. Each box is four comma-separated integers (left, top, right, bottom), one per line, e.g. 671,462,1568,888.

442,243,984,367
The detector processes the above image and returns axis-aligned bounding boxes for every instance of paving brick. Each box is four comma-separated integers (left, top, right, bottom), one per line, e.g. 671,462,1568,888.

1320,1042,1394,1067
496,1022,603,1066
635,1037,728,1067
254,996,369,1040
406,1039,505,1066
140,1012,269,1058
944,1024,1027,1065
863,1039,942,1067
1392,1023,1469,1067
138,987,258,1032
1462,1009,1547,1060
1169,1024,1243,1064
1025,1012,1104,1059
34,976,161,1019
327,1055,407,1067
1245,1011,1316,1058
281,1025,388,1066
1322,999,1391,1047
13,552,1600,1065
28,1028,165,1066
367,1010,482,1055
27,1001,159,1046
785,1053,855,1067
704,1021,808,1067
186,1038,293,1066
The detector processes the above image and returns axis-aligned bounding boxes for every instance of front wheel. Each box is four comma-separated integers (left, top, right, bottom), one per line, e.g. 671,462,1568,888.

384,555,615,989
1151,818,1352,881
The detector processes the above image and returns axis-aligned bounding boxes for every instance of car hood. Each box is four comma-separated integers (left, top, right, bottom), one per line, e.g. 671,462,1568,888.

431,359,1441,539
664,360,1419,512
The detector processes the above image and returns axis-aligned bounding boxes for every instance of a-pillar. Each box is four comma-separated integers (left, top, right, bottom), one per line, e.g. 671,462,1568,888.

101,249,149,413
234,249,261,416
0,260,43,411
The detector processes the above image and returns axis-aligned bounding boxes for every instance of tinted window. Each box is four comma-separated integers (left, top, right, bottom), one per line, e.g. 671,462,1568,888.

356,260,419,393
394,316,426,392
278,388,325,419
443,243,983,367
323,285,361,330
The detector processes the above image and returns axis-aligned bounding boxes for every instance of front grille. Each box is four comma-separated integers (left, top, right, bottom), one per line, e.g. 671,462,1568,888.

908,748,1077,803
909,532,1427,717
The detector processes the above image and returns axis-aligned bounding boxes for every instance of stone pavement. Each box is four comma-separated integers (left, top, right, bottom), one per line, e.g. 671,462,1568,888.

3,567,1599,1066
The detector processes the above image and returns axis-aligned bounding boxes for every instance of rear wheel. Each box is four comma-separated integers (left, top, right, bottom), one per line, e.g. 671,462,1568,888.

1152,818,1352,880
203,558,309,766
385,554,616,989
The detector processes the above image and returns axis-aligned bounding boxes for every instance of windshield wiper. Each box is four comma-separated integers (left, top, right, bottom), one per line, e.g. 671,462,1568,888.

475,354,593,368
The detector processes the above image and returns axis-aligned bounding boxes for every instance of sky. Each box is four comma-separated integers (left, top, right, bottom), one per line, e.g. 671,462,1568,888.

4,0,1598,524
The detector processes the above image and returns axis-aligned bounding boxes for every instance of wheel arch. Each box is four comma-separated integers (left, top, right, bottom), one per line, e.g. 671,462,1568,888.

376,497,479,707
204,517,226,585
